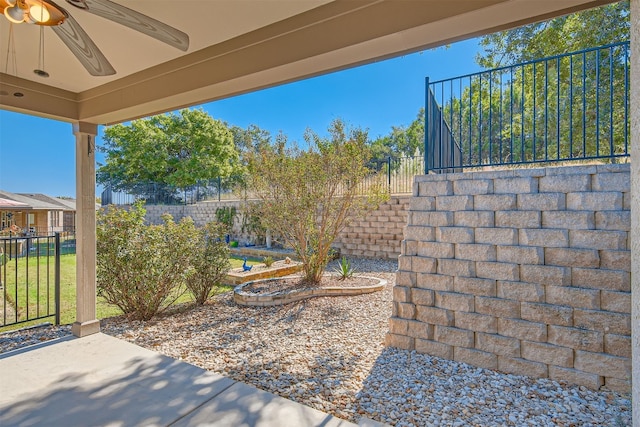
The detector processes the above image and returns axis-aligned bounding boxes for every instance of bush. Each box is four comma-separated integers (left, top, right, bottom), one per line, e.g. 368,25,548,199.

240,202,266,245
96,202,196,320
262,256,274,267
186,222,231,305
247,119,389,284
334,256,356,280
215,206,236,230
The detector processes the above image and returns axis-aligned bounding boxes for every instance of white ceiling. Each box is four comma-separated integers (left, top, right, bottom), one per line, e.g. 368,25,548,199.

0,0,331,92
0,0,616,125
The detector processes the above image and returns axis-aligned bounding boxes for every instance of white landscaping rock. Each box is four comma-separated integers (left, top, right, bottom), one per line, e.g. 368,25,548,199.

0,258,631,426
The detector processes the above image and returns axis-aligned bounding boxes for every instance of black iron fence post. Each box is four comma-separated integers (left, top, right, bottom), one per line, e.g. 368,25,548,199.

54,232,61,326
387,156,392,191
424,76,430,174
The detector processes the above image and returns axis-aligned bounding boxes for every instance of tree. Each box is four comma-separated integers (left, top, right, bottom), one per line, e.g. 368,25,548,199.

97,108,240,202
476,1,629,68
433,2,630,168
369,108,424,161
230,124,273,160
247,119,389,284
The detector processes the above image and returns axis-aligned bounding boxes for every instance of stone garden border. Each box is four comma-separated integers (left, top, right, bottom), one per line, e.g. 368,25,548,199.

223,260,303,286
234,275,387,307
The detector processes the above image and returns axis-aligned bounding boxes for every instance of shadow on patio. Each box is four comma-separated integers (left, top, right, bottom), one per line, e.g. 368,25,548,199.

0,333,355,427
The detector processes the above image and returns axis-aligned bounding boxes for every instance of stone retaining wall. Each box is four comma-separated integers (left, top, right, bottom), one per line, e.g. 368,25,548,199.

144,201,241,228
332,197,409,259
144,196,409,259
386,164,631,392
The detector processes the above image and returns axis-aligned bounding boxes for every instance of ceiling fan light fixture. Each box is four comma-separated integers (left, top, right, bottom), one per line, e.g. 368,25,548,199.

2,0,64,25
4,4,26,23
28,3,50,23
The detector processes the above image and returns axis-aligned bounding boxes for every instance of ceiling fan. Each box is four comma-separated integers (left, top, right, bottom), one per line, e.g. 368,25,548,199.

0,0,189,76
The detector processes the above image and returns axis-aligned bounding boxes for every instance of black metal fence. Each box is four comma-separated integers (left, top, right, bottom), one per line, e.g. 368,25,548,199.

0,232,71,328
425,84,462,173
426,41,630,172
5,226,74,237
367,156,425,195
101,176,245,206
101,156,426,206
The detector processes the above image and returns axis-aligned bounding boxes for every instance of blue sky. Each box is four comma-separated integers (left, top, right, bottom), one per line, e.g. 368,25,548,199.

0,38,483,198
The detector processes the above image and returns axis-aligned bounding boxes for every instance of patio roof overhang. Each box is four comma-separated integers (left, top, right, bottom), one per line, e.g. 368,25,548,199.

0,0,616,126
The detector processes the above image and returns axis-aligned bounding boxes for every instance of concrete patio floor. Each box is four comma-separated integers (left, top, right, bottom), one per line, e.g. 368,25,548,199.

0,333,382,427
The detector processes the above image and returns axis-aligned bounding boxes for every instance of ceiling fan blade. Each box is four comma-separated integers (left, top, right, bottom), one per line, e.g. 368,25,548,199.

80,0,189,51
51,12,116,76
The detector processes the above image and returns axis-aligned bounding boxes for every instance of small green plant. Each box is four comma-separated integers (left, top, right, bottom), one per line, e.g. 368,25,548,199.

215,206,237,230
241,202,266,244
263,256,274,267
185,221,231,305
334,256,356,280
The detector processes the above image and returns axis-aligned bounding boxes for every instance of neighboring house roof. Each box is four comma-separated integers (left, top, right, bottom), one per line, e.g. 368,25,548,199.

17,193,77,211
0,197,29,209
0,191,100,211
49,197,101,211
0,190,67,211
51,198,77,211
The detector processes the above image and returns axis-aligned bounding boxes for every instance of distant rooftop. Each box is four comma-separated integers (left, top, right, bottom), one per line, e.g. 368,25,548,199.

0,190,75,211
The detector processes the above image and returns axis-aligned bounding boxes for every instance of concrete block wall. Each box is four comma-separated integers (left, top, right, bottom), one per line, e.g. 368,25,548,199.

144,201,241,228
144,201,251,241
332,196,409,259
386,164,631,392
144,196,409,260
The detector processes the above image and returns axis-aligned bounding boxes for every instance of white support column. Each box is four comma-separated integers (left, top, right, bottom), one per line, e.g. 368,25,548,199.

71,122,100,337
631,0,639,424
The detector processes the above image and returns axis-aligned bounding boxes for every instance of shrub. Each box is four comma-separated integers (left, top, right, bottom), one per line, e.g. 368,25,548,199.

241,202,266,245
96,202,196,320
262,256,274,267
334,256,356,280
215,206,236,231
247,119,389,284
185,222,231,305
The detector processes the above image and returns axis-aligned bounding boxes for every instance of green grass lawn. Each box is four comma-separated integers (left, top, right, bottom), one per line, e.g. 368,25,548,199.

229,255,263,268
0,253,253,332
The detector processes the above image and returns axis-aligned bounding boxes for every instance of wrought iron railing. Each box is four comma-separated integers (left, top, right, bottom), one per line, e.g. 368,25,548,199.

4,226,74,237
425,41,630,172
100,156,426,206
0,233,69,328
425,84,462,172
101,176,245,206
367,156,425,195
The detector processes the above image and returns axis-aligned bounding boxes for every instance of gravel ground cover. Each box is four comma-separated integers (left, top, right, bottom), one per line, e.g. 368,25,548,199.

0,258,631,426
